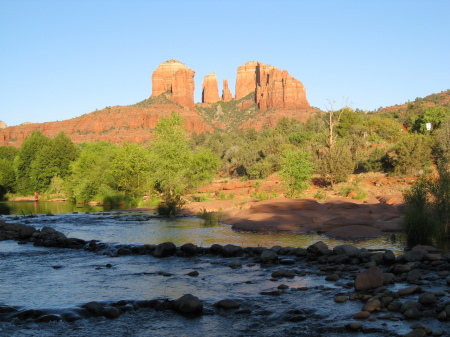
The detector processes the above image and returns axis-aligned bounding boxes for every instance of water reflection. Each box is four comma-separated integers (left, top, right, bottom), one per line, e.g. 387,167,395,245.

0,200,108,215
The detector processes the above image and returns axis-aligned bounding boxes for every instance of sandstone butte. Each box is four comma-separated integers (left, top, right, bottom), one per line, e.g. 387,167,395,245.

0,59,314,147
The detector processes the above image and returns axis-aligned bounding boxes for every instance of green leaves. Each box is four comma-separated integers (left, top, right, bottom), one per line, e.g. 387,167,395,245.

279,148,313,198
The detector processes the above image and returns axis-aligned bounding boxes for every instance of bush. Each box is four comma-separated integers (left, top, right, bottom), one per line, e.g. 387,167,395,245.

279,148,314,198
315,143,355,186
403,165,450,246
385,134,433,175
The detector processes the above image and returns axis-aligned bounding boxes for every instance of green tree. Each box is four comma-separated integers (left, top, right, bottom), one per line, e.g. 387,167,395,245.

109,141,151,197
149,112,220,214
384,134,433,175
279,148,314,198
28,132,80,192
410,106,449,134
14,130,51,194
0,146,18,195
315,142,355,185
67,141,118,202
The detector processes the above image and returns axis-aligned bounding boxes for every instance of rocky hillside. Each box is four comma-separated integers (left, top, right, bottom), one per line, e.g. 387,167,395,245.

377,90,450,115
0,59,316,147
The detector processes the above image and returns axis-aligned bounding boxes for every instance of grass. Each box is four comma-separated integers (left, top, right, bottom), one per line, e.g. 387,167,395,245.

195,208,222,226
250,190,278,201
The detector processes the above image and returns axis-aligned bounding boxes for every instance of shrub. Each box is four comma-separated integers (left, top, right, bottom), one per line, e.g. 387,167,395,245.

402,165,450,246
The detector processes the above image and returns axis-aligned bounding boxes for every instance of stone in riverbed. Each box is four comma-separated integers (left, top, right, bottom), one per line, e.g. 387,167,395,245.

173,294,203,315
354,266,383,291
103,306,121,319
307,241,328,254
82,301,104,316
333,244,360,257
221,244,243,257
215,299,240,310
418,292,436,305
260,249,278,263
362,298,380,312
180,243,198,255
153,242,177,257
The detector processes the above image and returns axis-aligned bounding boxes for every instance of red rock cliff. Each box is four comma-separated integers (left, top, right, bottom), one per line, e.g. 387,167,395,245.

235,61,309,111
202,72,219,103
222,79,233,102
151,60,195,109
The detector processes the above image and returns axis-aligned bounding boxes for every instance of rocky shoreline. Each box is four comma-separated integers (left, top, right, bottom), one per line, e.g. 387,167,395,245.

1,220,450,336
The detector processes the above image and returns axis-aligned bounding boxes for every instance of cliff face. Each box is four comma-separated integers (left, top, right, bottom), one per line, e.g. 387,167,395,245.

202,72,219,103
151,60,195,109
235,61,309,111
0,121,6,129
222,79,233,102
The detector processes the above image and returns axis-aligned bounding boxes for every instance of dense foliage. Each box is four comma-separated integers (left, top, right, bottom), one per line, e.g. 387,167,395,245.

1,90,449,214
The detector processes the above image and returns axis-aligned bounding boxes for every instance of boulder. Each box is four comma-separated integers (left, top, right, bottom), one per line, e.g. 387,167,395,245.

153,242,177,258
221,244,243,257
260,249,278,263
354,266,384,291
173,294,203,315
333,244,360,257
180,243,198,255
215,299,240,310
307,241,328,254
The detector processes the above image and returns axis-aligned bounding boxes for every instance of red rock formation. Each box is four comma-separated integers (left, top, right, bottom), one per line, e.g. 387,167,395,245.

151,59,195,109
0,120,6,129
202,72,219,103
235,61,259,100
222,79,232,102
235,61,309,111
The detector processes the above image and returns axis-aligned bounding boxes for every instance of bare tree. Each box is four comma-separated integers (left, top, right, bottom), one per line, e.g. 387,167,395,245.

323,99,349,148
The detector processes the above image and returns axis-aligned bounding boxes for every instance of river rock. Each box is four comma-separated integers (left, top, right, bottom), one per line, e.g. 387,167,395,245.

307,241,328,254
228,260,242,268
153,242,177,257
418,292,436,305
397,286,420,297
221,244,243,257
215,299,240,309
260,249,278,263
272,268,296,278
354,266,383,291
362,298,380,312
353,311,371,319
383,272,395,285
333,244,360,257
400,301,422,314
407,269,422,282
400,250,427,262
173,294,203,315
383,250,396,263
180,243,198,255
82,301,104,316
103,306,121,319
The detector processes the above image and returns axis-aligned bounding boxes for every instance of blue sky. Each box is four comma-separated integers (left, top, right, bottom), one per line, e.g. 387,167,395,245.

1,0,449,126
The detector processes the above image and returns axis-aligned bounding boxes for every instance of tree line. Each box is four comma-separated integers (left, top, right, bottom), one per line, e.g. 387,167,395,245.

0,102,449,218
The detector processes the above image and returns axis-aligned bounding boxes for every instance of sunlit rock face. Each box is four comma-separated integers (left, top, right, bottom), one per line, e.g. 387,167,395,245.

0,121,6,129
222,79,233,102
235,61,310,111
202,72,219,103
151,59,195,109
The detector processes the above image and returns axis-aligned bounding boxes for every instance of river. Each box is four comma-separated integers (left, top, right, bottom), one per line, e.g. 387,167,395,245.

1,201,447,337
